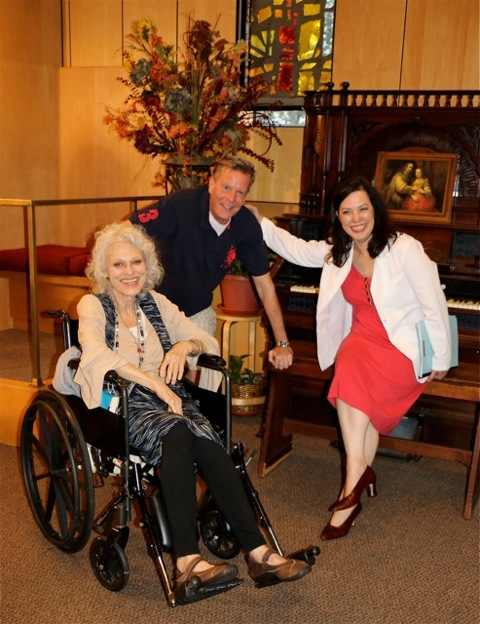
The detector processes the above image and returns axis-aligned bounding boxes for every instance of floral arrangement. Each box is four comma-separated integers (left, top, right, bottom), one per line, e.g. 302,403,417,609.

104,18,281,188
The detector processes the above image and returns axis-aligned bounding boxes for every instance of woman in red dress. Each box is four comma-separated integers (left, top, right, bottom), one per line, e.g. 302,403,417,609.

247,178,451,540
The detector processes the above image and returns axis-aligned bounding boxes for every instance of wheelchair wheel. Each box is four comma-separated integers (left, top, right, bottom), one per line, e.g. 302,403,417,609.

20,389,95,553
199,509,241,559
89,537,130,592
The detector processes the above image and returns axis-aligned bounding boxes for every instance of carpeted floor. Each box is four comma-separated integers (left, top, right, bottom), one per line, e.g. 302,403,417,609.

1,418,478,624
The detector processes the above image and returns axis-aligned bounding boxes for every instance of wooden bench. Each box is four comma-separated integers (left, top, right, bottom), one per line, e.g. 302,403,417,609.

0,245,90,332
259,340,480,519
0,271,89,332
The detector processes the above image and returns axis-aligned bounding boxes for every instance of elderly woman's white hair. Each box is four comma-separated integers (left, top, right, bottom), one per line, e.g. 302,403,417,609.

86,221,163,294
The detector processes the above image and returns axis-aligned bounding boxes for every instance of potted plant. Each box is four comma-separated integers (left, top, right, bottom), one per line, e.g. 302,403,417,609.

228,355,265,416
220,246,260,314
104,18,281,190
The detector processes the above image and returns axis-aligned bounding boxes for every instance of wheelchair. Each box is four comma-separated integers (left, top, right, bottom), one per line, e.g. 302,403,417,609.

20,311,319,607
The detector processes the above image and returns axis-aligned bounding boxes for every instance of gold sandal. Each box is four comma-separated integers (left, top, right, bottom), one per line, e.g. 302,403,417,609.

247,548,310,587
175,556,238,591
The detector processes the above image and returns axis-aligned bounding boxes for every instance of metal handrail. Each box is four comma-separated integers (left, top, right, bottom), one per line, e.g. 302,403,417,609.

0,194,163,385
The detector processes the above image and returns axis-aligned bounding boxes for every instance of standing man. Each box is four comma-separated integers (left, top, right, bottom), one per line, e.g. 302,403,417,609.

130,156,293,371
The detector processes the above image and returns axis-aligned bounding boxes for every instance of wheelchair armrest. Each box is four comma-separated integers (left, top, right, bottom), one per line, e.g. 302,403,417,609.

43,309,68,319
197,353,227,373
104,370,130,389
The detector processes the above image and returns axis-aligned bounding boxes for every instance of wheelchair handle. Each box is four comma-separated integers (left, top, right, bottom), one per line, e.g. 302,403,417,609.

43,309,68,319
197,354,227,373
44,309,75,348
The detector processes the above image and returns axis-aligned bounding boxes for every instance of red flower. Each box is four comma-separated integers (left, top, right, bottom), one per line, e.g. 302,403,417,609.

224,245,237,268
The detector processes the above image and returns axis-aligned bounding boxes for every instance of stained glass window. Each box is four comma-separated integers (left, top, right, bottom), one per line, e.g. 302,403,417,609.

246,0,335,99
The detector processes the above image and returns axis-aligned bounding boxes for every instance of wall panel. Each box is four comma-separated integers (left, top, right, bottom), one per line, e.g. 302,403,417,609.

57,66,161,246
178,0,236,43
247,128,303,204
123,0,177,46
0,0,61,65
0,0,61,248
332,0,406,89
401,0,479,89
68,0,123,66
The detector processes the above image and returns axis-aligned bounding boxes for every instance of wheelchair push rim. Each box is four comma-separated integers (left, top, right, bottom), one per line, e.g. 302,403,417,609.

20,389,95,553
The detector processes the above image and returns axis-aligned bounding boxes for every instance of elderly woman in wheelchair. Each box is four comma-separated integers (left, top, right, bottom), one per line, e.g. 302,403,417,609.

21,222,318,606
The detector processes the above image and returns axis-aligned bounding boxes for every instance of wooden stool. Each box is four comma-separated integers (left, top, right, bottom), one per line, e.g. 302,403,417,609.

215,306,262,371
215,306,265,416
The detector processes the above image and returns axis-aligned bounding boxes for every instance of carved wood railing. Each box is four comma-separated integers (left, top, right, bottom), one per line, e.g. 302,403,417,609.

304,81,480,110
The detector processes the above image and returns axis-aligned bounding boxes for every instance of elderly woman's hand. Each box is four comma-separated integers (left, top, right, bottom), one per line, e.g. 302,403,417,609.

154,379,183,415
159,340,202,384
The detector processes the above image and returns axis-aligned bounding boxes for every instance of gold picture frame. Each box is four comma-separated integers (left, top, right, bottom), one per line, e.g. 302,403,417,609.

374,150,457,224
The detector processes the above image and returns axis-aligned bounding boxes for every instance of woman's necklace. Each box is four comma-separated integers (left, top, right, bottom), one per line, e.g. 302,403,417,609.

113,300,145,368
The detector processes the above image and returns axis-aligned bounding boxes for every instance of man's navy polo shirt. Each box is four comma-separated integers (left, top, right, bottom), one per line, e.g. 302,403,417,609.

130,187,269,317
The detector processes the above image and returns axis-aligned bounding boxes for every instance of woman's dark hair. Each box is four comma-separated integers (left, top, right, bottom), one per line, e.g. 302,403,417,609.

327,176,397,267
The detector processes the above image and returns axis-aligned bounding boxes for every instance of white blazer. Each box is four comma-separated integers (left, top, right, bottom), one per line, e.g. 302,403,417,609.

261,218,451,381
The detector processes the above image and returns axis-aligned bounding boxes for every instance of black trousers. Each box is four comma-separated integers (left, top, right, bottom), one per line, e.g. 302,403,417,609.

158,422,265,558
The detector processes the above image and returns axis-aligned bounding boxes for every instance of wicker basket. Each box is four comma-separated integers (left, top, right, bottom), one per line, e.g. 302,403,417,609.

231,381,265,416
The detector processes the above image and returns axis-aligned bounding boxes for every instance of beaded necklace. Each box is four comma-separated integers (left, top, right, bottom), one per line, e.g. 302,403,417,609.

113,299,145,368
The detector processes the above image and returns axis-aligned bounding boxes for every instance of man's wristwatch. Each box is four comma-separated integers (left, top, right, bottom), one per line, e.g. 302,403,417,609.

276,340,290,348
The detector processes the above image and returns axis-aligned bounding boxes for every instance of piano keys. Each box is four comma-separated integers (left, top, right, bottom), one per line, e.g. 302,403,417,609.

447,299,480,312
439,259,480,360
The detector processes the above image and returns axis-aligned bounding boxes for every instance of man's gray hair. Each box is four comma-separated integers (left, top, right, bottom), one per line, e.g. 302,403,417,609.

211,156,256,186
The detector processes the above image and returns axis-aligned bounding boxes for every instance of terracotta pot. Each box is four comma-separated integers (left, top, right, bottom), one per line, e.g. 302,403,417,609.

219,274,260,314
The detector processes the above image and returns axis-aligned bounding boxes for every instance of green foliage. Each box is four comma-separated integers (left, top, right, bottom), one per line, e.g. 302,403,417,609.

227,258,248,276
228,354,263,385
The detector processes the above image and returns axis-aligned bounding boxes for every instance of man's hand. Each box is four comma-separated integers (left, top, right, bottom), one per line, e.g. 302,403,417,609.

268,345,293,370
252,273,292,372
244,202,262,223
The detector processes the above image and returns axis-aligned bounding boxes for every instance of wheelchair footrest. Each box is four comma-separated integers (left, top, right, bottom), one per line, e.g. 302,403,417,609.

174,577,243,605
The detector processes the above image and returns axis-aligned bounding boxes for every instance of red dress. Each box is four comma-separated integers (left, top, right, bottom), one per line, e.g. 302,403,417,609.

327,265,423,434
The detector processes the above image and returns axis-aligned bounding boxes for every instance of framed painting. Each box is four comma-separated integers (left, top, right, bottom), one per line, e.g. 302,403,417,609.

374,151,457,224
